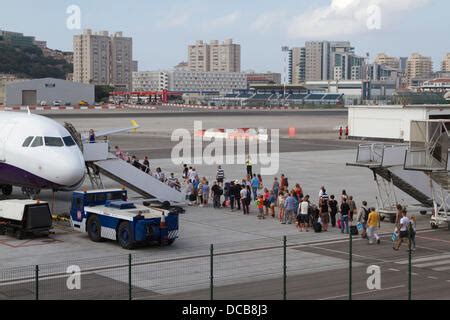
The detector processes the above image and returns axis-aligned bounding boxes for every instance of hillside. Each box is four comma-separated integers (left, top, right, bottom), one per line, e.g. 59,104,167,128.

0,43,73,79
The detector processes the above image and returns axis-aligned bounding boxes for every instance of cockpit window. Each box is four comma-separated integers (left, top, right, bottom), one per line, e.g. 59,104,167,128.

22,136,34,147
44,137,64,147
63,136,76,147
31,137,43,147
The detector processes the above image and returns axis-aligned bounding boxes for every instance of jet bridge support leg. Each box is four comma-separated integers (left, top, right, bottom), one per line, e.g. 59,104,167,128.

86,163,104,190
429,173,450,230
373,169,398,223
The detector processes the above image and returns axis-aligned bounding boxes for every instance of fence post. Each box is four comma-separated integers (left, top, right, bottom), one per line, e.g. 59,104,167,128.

349,231,352,301
35,265,39,301
283,236,287,301
210,244,214,301
408,229,412,301
128,254,132,301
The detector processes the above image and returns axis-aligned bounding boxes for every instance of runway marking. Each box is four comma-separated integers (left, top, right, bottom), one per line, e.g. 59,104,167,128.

414,259,450,269
396,254,450,265
306,245,390,263
428,276,439,280
432,266,450,272
412,273,419,276
389,268,400,272
320,285,405,300
416,235,450,244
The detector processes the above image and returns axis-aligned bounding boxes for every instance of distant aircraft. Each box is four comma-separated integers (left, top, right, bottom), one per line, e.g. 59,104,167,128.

0,111,139,198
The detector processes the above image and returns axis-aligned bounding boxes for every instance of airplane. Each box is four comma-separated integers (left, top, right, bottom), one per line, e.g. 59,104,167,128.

0,111,139,198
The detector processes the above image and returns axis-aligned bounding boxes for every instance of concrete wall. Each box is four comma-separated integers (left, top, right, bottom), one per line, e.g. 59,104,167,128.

5,78,95,106
348,105,435,141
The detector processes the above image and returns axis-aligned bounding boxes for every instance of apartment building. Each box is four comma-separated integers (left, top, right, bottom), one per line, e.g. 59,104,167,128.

406,53,433,81
188,39,241,72
73,29,133,90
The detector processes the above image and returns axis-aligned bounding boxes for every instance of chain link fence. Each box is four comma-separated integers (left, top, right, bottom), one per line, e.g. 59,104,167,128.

1,231,449,300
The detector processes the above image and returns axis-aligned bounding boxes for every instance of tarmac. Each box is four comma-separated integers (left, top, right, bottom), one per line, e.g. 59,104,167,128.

0,109,447,300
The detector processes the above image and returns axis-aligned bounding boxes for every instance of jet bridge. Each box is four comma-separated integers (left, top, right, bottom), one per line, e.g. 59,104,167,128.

348,120,450,229
82,141,185,207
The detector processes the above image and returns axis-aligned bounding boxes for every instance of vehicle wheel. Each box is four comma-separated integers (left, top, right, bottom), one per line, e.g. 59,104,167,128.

380,216,386,222
117,222,135,250
431,222,439,230
167,238,176,246
87,215,103,242
1,185,13,196
420,210,427,216
15,230,24,240
162,201,171,210
0,227,6,236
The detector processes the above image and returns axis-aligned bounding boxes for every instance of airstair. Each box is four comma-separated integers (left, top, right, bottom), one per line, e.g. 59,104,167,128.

348,120,450,228
82,141,185,206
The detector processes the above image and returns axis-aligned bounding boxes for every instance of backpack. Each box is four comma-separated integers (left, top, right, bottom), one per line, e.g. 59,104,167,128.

362,207,370,222
285,178,289,188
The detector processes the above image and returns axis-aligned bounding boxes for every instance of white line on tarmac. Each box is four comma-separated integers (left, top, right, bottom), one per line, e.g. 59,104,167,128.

396,254,450,265
412,273,419,276
415,259,450,269
428,276,439,280
389,268,400,272
320,285,406,300
432,266,450,272
307,246,390,263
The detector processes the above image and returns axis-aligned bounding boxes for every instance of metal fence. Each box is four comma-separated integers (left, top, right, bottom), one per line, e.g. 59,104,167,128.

1,231,449,300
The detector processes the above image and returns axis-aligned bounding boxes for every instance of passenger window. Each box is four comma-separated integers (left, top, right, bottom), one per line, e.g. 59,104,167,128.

44,137,64,147
22,136,34,147
63,136,76,147
31,137,43,147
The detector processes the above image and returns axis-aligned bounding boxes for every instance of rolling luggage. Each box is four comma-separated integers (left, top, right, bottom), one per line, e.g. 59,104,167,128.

313,222,322,233
350,225,359,236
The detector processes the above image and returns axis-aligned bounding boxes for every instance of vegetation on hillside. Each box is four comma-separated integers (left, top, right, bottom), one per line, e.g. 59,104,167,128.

0,43,73,79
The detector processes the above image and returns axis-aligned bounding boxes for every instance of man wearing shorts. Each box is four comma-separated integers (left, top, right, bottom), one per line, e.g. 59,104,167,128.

297,195,310,232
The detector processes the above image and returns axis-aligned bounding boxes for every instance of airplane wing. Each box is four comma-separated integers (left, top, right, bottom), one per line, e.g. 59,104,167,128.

81,120,140,141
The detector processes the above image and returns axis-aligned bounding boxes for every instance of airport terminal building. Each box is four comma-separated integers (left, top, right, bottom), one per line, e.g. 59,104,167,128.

5,78,95,106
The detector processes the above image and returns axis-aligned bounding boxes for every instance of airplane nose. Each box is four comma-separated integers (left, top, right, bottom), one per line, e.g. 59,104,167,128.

53,154,86,187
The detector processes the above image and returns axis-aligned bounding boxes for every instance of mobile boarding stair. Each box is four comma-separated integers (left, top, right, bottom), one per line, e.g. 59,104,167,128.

348,120,450,229
82,141,185,207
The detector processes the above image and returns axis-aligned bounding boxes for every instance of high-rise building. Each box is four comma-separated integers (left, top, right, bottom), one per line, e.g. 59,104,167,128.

188,39,241,72
305,41,331,81
400,57,408,73
289,47,306,84
442,53,450,72
375,53,400,70
73,29,133,90
302,41,364,81
132,60,139,72
406,53,433,80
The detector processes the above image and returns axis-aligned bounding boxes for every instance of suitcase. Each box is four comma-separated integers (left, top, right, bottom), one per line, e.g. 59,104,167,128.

350,225,359,236
313,222,322,233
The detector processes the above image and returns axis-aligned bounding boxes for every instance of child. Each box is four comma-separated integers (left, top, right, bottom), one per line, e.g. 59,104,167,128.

256,195,265,220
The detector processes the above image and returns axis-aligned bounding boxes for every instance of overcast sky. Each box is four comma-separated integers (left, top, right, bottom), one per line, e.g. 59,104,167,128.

1,0,448,73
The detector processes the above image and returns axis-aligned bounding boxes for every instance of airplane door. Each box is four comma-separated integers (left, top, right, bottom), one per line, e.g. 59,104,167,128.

0,122,16,162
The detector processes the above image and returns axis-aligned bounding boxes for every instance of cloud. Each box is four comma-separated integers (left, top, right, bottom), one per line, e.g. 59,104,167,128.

157,7,193,29
209,12,241,28
251,10,288,33
287,0,431,39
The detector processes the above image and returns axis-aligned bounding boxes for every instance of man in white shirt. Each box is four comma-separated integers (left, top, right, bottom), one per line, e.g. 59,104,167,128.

297,195,310,232
240,187,249,215
393,210,411,251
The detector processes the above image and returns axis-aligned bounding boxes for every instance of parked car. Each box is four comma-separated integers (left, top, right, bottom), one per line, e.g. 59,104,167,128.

40,101,48,106
78,100,89,106
52,100,62,106
65,102,71,106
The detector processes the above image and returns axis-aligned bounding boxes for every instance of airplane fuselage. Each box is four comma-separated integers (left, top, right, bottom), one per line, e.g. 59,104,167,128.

0,112,86,192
